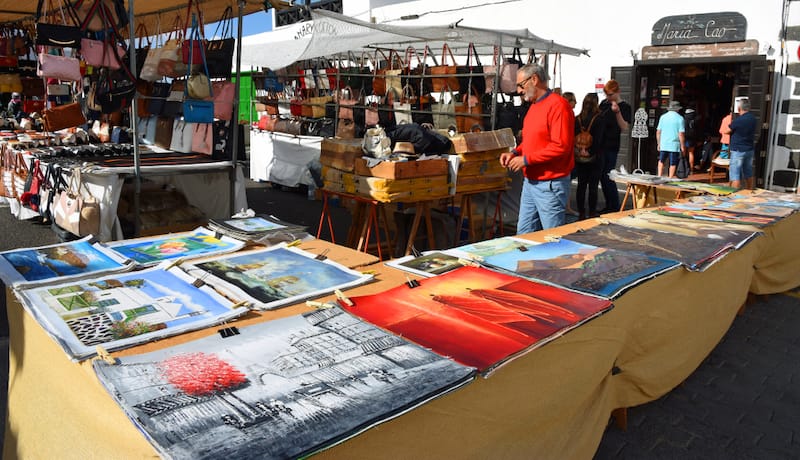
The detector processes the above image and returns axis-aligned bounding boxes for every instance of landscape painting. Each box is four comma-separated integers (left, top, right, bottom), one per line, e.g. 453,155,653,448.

105,227,245,266
93,306,475,460
384,251,467,277
182,245,373,310
677,196,794,218
563,222,738,271
18,265,249,361
611,212,760,249
655,205,780,227
450,236,540,264
0,236,132,288
341,266,613,373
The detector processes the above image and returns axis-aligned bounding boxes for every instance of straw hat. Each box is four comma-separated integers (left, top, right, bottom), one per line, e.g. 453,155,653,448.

393,141,415,155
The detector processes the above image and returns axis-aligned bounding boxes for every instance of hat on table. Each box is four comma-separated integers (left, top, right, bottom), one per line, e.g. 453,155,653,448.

393,141,415,155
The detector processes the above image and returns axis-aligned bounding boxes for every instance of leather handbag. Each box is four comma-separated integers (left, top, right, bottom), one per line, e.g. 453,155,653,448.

191,123,213,155
0,146,14,198
457,43,485,96
307,95,332,119
394,84,415,125
35,0,83,49
162,80,185,117
42,102,86,132
212,80,235,121
433,88,456,130
336,118,355,139
206,6,235,79
80,38,127,69
52,167,100,238
94,65,136,114
156,15,186,78
21,78,45,98
454,87,483,133
182,14,214,124
19,59,37,78
170,119,194,153
337,86,358,121
137,115,157,145
154,116,174,148
430,44,459,92
180,0,206,64
23,100,46,114
187,72,211,99
37,52,81,82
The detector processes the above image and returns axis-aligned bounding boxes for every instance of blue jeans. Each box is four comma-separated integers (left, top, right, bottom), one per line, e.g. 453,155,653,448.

516,176,570,234
729,149,754,181
599,149,620,211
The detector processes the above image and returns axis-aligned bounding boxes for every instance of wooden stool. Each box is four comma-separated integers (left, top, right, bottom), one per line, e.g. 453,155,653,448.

317,190,394,261
452,188,506,246
709,150,730,184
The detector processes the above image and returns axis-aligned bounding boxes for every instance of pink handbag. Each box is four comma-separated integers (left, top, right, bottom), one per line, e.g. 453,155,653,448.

212,81,234,121
37,53,82,82
191,123,213,155
80,38,127,70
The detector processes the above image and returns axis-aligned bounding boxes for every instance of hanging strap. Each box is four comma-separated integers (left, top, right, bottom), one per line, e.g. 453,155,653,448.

184,13,212,97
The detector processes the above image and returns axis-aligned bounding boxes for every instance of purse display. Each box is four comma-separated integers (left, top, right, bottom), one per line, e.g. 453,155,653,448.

52,167,100,238
182,13,214,124
212,81,235,121
191,123,213,155
205,6,235,79
35,0,83,49
42,102,86,132
37,52,82,82
430,44,459,93
169,119,195,153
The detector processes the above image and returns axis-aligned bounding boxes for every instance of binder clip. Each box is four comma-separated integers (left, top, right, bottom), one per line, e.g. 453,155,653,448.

544,235,561,243
335,289,353,306
87,236,99,245
214,231,224,240
306,300,329,309
410,245,422,258
165,257,185,269
361,269,378,275
95,346,117,365
405,275,420,288
516,244,528,252
218,326,240,338
314,249,330,261
287,239,303,248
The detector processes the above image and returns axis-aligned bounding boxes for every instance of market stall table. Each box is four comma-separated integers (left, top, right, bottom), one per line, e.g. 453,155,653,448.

3,212,799,459
614,177,710,211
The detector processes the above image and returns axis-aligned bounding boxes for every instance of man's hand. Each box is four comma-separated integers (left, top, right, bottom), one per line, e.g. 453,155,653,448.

499,152,525,172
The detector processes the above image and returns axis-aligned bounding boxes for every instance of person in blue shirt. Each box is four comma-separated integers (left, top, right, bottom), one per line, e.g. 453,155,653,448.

656,101,685,178
728,98,757,190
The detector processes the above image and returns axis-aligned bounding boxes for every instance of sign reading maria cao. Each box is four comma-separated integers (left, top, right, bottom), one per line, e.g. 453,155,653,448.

651,12,747,46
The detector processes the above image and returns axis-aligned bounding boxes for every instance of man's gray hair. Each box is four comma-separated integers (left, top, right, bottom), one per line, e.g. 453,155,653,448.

738,98,751,111
519,63,549,82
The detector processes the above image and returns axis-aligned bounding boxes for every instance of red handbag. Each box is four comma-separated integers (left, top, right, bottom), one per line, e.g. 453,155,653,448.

23,100,45,114
180,0,206,64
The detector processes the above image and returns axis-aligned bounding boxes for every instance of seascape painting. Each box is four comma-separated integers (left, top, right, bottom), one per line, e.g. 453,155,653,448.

384,251,467,277
0,236,132,288
463,238,679,299
18,265,249,361
450,236,540,263
93,306,475,460
221,216,287,232
341,266,613,373
563,222,739,271
182,245,373,310
105,227,245,266
612,212,763,244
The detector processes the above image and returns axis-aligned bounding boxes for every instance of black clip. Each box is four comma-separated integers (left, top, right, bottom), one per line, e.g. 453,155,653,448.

411,245,422,258
315,249,330,261
214,231,224,240
218,326,240,338
405,275,421,288
517,245,528,252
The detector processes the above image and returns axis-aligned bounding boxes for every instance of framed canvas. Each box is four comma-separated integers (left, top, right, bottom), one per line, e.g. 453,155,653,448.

17,263,250,361
104,227,245,267
0,236,133,289
180,244,374,310
93,306,475,459
340,266,613,374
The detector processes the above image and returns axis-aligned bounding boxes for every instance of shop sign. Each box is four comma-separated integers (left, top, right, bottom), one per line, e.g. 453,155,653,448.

641,39,759,61
651,12,747,46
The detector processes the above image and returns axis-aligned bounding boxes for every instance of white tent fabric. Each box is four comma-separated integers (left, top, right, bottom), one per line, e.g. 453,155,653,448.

239,9,587,70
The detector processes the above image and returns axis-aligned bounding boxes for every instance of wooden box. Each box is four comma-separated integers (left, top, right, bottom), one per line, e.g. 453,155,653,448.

320,138,364,172
449,128,516,154
354,157,449,179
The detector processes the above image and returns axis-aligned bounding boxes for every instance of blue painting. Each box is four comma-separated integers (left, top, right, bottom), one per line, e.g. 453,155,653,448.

224,216,287,232
106,229,244,266
186,246,373,310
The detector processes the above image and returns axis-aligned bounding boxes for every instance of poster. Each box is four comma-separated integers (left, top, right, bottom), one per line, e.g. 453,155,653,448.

93,307,475,460
0,236,132,288
18,264,249,361
655,205,780,227
612,212,760,249
181,244,373,310
384,250,467,277
104,227,245,266
341,266,612,373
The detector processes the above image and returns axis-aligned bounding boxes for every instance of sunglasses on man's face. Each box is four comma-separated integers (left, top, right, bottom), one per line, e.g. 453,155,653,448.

516,76,533,89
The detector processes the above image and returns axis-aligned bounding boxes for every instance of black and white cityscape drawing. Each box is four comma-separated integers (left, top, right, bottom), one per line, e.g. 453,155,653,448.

93,307,476,459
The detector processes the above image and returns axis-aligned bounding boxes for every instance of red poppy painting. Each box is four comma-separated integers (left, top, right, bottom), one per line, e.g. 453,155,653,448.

340,266,612,373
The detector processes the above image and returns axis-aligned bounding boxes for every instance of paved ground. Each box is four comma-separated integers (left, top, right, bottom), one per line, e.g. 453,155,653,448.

1,177,798,459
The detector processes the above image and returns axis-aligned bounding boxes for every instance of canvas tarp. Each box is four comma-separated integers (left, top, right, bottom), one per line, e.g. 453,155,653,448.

239,9,588,70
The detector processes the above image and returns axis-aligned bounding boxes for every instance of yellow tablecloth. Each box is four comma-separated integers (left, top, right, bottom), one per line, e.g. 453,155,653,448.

4,214,799,460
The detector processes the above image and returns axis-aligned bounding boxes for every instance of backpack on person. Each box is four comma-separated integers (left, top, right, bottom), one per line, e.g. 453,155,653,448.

574,113,600,163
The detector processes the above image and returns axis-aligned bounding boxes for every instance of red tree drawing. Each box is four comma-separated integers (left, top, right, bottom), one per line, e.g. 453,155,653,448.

160,352,248,396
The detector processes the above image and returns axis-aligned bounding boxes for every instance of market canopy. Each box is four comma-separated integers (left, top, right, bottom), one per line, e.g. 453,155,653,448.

240,9,588,70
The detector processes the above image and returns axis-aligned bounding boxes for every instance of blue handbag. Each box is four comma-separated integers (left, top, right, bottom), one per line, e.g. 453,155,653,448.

182,14,214,124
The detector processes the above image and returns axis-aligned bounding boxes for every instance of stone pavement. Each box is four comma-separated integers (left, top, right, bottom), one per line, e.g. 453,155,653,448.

594,288,800,460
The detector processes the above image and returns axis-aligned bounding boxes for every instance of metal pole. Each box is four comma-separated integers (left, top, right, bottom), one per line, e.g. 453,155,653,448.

128,0,141,237
229,0,246,216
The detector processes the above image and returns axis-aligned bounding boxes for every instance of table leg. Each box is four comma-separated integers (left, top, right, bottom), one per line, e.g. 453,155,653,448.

620,184,633,212
493,191,504,237
424,202,435,250
316,192,329,240
405,203,424,256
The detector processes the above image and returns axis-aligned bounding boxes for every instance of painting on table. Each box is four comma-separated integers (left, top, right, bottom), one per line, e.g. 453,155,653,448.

18,264,249,361
677,196,794,218
104,227,245,266
611,212,760,249
384,250,467,277
655,205,780,227
181,244,373,310
341,266,613,373
93,306,475,459
0,236,133,288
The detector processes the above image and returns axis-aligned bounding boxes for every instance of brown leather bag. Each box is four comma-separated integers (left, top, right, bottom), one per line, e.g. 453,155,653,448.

454,88,483,133
155,116,174,148
430,44,459,92
41,102,86,132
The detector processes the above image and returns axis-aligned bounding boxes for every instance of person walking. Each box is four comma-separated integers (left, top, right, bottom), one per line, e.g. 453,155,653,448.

596,80,631,213
499,63,575,234
573,93,603,219
656,101,686,178
728,98,757,190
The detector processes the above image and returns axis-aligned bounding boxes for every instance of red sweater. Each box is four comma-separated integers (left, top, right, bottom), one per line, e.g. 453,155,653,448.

517,91,575,181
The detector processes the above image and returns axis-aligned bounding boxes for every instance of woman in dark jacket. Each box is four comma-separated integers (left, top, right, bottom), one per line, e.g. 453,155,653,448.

574,93,605,219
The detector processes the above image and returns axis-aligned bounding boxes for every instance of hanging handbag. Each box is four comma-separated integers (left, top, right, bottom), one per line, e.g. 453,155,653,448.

11,152,28,200
42,102,86,132
182,14,215,124
35,0,83,49
0,74,22,94
433,88,457,130
212,80,235,121
337,86,358,121
137,115,157,145
79,1,128,70
307,95,332,119
157,15,186,78
145,81,170,115
74,0,128,32
336,118,355,139
454,86,483,133
94,63,137,114
498,47,523,94
206,7,235,79
170,118,194,153
52,167,100,238
457,43,485,96
371,49,391,96
212,120,244,161
162,80,185,117
37,52,81,82
19,59,37,78
180,0,206,64
187,72,211,99
23,99,46,114
394,84,415,125
21,78,45,98
140,20,164,82
191,123,213,155
430,44,459,93
0,146,14,198
154,116,174,148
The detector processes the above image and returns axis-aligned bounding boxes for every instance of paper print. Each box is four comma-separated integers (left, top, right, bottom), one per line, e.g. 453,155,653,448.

612,212,760,249
341,266,612,372
677,196,794,218
181,245,373,310
18,264,249,361
655,205,780,227
384,250,467,277
104,227,245,266
0,236,132,288
93,306,475,460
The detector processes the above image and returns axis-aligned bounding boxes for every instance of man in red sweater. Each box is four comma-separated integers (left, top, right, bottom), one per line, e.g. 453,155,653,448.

499,64,575,234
